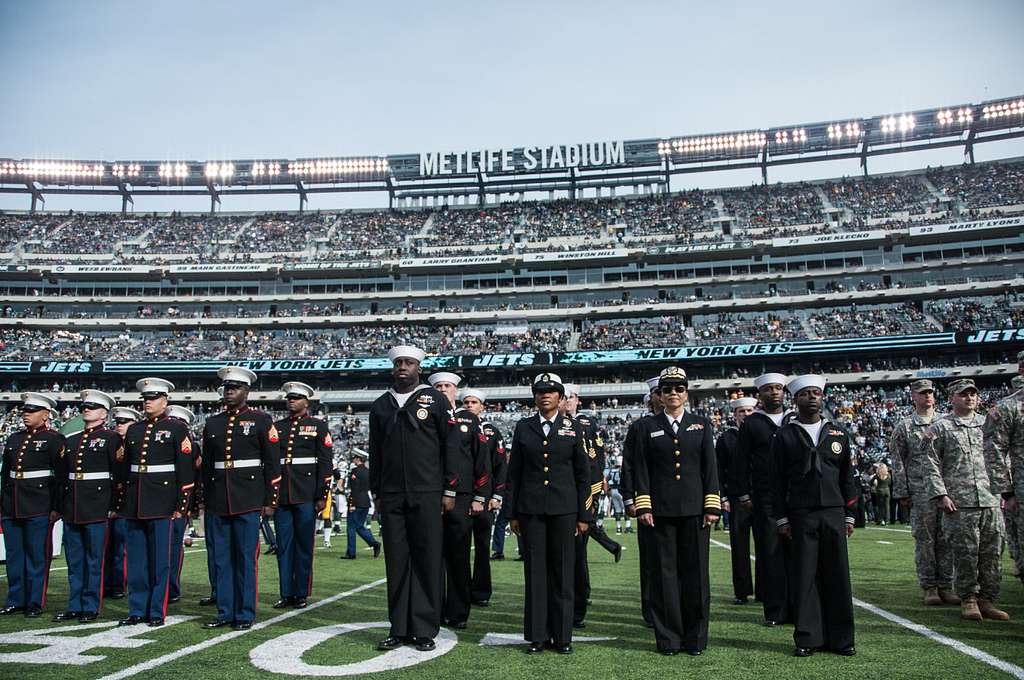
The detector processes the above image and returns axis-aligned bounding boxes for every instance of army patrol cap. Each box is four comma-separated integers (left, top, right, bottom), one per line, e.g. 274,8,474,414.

427,372,461,388
910,379,934,394
658,366,688,388
947,378,978,395
532,372,565,395
136,377,175,398
218,366,257,387
166,404,196,426
460,388,487,403
21,392,58,413
112,406,142,424
282,381,315,400
79,389,116,411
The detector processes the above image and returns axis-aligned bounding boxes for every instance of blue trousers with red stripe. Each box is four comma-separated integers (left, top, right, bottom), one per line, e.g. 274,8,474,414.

63,520,109,613
125,518,173,620
168,516,188,600
207,511,261,624
274,502,316,600
2,516,53,609
104,518,127,594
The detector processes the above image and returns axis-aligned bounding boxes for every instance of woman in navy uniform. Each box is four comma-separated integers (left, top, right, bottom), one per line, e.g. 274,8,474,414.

1,392,64,618
508,373,590,655
54,390,122,623
632,367,721,656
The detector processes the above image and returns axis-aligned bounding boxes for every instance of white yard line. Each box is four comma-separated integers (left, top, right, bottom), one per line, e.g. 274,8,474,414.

94,578,386,680
869,526,913,534
710,538,1024,679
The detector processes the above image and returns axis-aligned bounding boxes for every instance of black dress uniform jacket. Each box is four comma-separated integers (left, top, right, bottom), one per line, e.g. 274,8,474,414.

445,408,491,502
770,419,858,523
119,416,194,520
59,426,122,524
202,407,282,515
507,414,590,520
716,427,739,500
274,414,333,506
632,412,720,517
348,465,371,509
1,427,64,519
730,411,790,508
481,421,508,502
575,413,606,513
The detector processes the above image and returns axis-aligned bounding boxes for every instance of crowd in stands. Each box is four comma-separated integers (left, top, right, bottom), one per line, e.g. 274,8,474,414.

23,213,161,254
806,302,937,338
691,313,806,345
823,174,935,219
722,182,825,228
927,294,1024,331
927,161,1024,210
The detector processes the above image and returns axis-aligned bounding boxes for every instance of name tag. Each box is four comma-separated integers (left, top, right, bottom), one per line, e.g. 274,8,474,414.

650,430,665,438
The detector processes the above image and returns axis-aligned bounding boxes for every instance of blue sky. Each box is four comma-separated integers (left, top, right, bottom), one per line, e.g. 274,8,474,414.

1,1,1022,212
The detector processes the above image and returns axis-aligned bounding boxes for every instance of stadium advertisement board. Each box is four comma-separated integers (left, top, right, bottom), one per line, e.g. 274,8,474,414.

908,215,1024,236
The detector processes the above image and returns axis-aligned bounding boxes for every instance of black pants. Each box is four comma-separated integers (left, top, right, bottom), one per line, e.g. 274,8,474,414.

751,500,791,622
520,513,576,645
649,515,711,653
380,492,443,639
470,509,494,603
790,507,855,651
573,531,590,624
588,522,621,555
729,501,754,599
442,494,474,624
637,521,653,624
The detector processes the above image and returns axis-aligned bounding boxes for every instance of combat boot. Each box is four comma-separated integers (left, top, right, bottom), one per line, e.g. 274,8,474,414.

923,587,942,606
960,595,982,621
977,600,1009,621
937,589,960,605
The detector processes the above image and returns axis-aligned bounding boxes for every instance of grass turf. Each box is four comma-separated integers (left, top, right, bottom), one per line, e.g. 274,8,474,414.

0,520,1022,679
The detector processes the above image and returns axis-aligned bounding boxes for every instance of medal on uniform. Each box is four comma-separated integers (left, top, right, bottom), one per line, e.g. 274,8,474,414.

831,442,842,454
416,408,429,420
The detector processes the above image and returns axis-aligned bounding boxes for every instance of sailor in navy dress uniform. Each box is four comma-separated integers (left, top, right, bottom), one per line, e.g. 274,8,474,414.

117,378,195,628
717,396,757,605
508,373,590,655
165,404,198,606
371,346,460,654
53,390,122,623
461,388,507,607
429,371,490,629
201,367,282,631
272,381,333,610
632,367,721,656
104,406,140,600
770,375,857,658
0,392,64,618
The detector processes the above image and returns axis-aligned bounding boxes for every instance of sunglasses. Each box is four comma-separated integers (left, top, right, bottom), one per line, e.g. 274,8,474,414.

115,418,135,425
660,385,687,394
141,394,164,401
285,394,306,400
20,406,45,413
80,403,103,411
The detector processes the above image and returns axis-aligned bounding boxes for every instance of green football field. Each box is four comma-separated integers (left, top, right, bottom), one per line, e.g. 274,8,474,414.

1,522,1022,680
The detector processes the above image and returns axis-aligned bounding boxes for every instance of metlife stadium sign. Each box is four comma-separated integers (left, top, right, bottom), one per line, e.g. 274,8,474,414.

418,141,626,176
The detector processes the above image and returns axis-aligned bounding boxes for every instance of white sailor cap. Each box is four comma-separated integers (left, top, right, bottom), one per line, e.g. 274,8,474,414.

730,397,758,410
388,345,426,363
166,405,195,426
282,381,315,400
21,392,57,412
642,393,651,407
563,383,580,398
754,373,788,389
136,377,174,397
217,366,257,386
787,374,827,395
80,389,116,411
351,447,368,461
112,406,142,423
428,372,462,387
532,372,565,394
645,377,661,392
460,388,487,403
217,385,225,399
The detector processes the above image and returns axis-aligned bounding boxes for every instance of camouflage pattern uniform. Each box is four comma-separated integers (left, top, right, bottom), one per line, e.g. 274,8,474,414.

983,374,1024,576
923,388,1009,601
891,407,953,590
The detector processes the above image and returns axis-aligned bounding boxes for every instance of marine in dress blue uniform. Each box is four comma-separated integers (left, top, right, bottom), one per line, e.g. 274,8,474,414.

0,393,64,618
104,406,140,601
201,367,281,630
53,390,122,623
117,378,195,628
272,381,333,609
165,404,198,605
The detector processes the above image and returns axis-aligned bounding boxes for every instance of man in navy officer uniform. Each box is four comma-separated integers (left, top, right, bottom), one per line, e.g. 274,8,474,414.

53,390,121,623
272,381,334,610
1,392,64,618
201,366,282,630
429,371,490,630
165,404,198,605
117,378,195,628
461,388,507,607
370,346,459,653
342,449,380,559
105,405,140,600
717,396,757,605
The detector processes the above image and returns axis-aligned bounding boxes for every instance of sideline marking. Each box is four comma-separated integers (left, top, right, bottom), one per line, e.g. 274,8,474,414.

710,538,1024,679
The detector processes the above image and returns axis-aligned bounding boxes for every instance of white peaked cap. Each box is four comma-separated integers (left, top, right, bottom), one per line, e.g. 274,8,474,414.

166,405,195,426
112,406,142,422
80,389,116,410
218,366,257,385
21,392,58,410
136,377,175,395
282,381,315,399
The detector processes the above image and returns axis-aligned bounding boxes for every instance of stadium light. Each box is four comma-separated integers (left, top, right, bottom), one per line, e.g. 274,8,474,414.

936,108,973,126
204,162,235,181
288,157,389,177
158,162,189,180
826,122,861,142
880,114,915,134
251,161,282,178
657,132,767,156
0,161,105,179
982,100,1024,120
111,163,140,178
772,127,807,146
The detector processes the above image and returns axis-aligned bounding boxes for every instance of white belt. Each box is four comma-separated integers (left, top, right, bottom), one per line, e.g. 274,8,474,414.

214,459,262,469
280,457,317,465
9,470,53,480
130,464,175,473
69,472,112,481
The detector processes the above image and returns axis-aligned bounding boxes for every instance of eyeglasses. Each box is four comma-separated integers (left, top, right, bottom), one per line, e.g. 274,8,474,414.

660,385,687,394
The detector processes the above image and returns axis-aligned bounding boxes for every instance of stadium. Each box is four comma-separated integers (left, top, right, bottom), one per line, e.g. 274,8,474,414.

2,4,1024,680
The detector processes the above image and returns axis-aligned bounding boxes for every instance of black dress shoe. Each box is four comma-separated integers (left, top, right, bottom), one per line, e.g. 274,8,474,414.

413,637,435,652
525,641,544,654
147,618,164,627
25,607,42,618
835,646,856,656
573,620,586,629
556,644,573,654
293,599,307,609
614,545,623,563
514,555,524,561
119,616,144,626
233,621,253,631
377,636,404,651
794,646,815,657
733,597,749,605
764,619,781,627
448,620,467,630
53,611,80,622
490,552,504,560
340,554,356,560
78,611,98,622
685,649,702,656
472,600,489,607
264,546,277,555
661,649,679,656
168,596,180,604
198,596,216,606
373,543,382,559
203,619,232,629
107,591,126,600
273,598,293,609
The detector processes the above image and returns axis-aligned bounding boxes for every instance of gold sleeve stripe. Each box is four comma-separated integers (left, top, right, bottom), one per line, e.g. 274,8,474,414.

591,482,603,493
585,497,594,510
634,494,653,510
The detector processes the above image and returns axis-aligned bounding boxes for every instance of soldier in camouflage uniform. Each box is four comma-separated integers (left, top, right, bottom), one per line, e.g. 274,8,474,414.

983,353,1024,582
923,378,1010,622
890,379,957,606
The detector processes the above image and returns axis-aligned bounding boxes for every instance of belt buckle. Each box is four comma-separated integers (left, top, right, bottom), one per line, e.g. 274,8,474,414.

140,465,147,473
75,473,84,481
225,461,234,469
15,472,23,480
